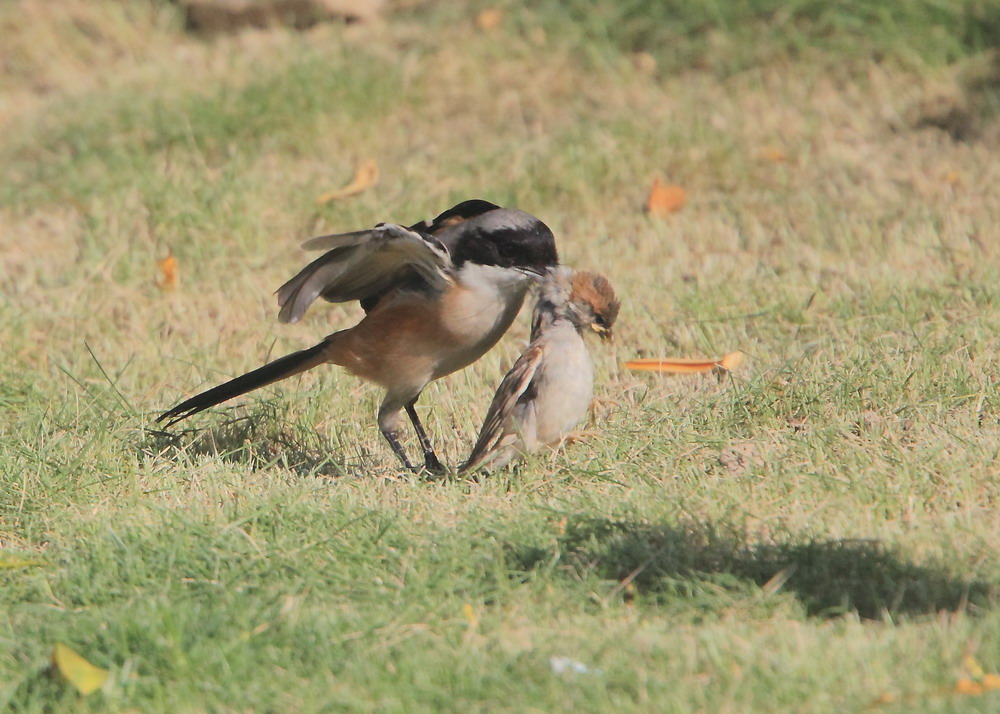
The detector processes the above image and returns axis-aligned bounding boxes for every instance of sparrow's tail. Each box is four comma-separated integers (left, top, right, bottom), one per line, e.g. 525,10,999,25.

157,341,332,427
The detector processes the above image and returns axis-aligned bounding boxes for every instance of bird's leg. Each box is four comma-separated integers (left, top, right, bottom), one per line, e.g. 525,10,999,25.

380,427,416,471
405,399,446,474
378,402,418,472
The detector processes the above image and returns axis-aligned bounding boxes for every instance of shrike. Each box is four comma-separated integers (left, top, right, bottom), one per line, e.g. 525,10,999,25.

461,267,620,472
158,199,559,472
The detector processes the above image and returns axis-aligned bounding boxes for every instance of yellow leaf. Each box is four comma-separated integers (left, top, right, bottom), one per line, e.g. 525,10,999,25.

645,177,687,216
475,8,503,30
316,160,379,204
0,556,43,569
625,351,744,374
156,254,178,291
51,643,109,696
463,603,478,628
963,655,985,679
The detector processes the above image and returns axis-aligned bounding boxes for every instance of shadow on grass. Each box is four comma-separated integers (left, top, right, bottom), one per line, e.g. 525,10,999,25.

508,517,996,619
144,403,353,478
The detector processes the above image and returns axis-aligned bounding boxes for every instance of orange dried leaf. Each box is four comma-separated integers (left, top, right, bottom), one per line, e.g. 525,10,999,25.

954,678,984,696
720,351,745,370
156,254,178,291
316,159,379,204
759,146,786,162
475,8,503,30
944,169,962,185
626,351,743,374
981,673,1000,690
645,178,687,216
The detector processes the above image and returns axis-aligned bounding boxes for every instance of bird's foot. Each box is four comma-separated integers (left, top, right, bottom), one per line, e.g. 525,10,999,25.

421,451,448,477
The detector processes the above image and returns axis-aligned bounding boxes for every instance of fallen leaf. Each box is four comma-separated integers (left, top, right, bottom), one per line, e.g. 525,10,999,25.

944,169,962,185
475,8,503,30
625,351,744,374
463,603,478,628
528,27,547,45
632,51,657,74
51,643,109,695
759,146,786,162
645,177,687,216
954,678,984,696
0,556,43,569
156,254,178,291
316,159,379,204
963,655,985,679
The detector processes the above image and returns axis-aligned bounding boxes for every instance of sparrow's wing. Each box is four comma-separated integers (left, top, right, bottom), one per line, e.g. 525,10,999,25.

462,342,546,472
276,223,453,324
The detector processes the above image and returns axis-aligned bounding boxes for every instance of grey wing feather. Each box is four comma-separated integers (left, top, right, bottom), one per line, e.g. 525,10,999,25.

275,223,453,324
462,342,546,472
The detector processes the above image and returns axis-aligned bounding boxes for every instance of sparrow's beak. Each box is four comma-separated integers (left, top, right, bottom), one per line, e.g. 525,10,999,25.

590,323,613,342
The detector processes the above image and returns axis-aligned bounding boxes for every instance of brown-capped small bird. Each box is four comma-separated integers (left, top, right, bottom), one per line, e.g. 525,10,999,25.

158,199,558,472
460,267,620,472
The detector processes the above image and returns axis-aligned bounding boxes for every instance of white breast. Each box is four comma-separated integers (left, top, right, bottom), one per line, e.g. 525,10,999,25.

519,323,594,447
435,264,530,377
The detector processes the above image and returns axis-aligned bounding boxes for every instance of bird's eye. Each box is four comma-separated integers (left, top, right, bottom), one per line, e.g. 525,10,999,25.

594,315,607,327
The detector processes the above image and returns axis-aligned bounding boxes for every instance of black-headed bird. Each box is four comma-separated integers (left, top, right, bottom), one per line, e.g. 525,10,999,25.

158,199,559,472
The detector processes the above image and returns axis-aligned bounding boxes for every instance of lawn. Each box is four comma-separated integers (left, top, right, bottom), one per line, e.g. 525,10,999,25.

1,1,999,711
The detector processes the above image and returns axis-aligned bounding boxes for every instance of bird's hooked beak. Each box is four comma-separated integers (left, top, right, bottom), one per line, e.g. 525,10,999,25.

515,265,547,280
590,322,613,342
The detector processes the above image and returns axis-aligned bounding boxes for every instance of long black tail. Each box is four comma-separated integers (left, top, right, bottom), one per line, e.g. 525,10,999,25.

157,342,331,427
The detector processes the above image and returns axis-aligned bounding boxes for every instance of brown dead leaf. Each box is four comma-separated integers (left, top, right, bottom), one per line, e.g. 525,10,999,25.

316,159,379,204
759,146,786,162
156,254,178,291
645,177,687,216
475,8,503,30
625,351,743,374
632,52,657,75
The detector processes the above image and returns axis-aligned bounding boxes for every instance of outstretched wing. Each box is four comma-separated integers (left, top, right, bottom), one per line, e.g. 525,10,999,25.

276,223,453,324
461,342,545,472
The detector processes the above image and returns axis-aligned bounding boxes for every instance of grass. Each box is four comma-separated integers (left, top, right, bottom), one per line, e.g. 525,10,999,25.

2,1,1000,711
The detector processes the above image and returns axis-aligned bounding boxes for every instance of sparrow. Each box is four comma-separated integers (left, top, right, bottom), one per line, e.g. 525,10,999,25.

158,199,559,472
460,267,620,473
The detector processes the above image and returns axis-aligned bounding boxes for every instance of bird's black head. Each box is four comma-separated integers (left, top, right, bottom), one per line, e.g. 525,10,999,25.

447,207,559,275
